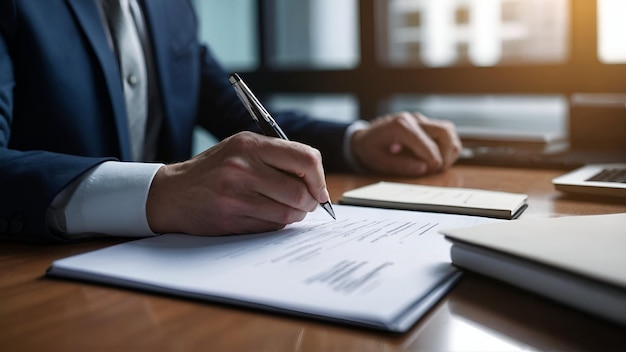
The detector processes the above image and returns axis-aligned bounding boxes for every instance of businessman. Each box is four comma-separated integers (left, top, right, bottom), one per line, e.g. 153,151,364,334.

0,0,461,243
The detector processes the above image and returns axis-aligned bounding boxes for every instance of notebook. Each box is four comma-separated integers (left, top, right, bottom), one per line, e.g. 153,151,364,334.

552,163,626,197
341,182,527,219
441,213,626,326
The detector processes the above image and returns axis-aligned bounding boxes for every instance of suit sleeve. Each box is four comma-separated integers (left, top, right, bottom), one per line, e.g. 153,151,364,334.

0,5,113,243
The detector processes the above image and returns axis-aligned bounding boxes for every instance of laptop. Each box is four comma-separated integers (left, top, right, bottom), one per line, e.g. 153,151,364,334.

552,163,626,198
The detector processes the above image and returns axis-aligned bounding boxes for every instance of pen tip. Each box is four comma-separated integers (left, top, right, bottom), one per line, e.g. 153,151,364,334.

321,202,336,220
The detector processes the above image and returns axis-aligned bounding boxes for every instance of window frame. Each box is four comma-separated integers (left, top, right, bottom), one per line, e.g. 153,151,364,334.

238,0,626,148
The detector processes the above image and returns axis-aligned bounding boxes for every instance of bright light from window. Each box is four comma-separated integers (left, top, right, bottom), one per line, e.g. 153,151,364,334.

470,0,501,67
598,0,626,64
194,0,258,71
381,0,568,67
267,94,358,123
271,0,359,69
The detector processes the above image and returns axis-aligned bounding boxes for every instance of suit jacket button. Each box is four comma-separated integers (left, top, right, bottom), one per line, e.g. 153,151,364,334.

9,219,23,235
0,219,7,234
127,74,138,86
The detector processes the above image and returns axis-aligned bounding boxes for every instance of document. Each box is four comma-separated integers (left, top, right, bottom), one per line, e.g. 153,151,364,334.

442,213,626,326
341,182,528,219
47,205,499,333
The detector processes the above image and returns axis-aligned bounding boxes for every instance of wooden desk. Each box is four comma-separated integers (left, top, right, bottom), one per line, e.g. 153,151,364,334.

2,166,625,351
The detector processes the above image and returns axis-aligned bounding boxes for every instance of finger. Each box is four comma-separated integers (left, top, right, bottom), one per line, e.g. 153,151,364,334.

258,139,330,204
390,113,443,170
415,114,462,168
251,165,319,212
241,191,309,224
228,216,287,235
215,190,309,231
370,149,429,176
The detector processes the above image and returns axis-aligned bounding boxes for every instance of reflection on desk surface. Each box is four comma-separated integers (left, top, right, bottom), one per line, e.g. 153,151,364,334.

447,274,626,351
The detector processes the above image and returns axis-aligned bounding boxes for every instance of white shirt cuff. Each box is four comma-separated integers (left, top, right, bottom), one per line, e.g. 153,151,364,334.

47,161,163,239
342,120,370,173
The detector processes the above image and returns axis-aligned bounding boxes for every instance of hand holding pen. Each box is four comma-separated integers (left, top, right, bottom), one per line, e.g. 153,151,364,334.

229,73,336,220
146,74,335,237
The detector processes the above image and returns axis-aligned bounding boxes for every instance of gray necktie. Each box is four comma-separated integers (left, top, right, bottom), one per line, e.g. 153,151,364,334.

103,0,147,161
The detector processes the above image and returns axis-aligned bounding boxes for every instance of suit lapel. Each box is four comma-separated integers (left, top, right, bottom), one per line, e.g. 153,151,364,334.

66,0,132,160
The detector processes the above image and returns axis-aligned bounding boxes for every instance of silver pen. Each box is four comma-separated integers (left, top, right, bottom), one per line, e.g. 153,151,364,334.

229,73,336,220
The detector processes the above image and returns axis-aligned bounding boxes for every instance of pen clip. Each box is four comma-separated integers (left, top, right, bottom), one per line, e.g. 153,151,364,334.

229,74,288,140
230,76,259,124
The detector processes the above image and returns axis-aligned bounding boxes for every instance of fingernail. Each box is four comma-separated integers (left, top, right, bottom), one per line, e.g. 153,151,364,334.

319,189,330,203
389,143,402,154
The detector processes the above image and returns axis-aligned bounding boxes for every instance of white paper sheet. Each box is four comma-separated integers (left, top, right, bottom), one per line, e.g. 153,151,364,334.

48,205,499,332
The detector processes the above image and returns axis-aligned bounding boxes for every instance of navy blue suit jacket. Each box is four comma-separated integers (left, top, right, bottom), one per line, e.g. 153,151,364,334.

0,0,351,243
